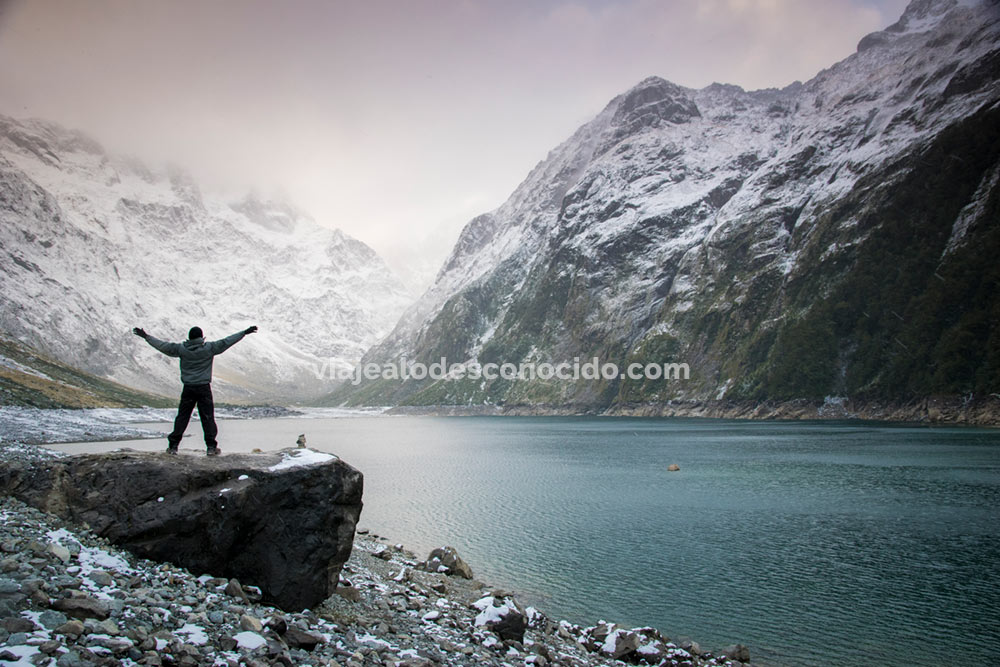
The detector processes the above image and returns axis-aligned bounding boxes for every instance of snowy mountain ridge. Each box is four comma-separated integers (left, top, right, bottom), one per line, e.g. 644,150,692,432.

0,115,413,402
337,0,1000,408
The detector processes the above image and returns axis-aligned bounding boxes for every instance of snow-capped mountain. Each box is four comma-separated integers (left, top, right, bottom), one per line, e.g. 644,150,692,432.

0,117,413,402
334,0,1000,408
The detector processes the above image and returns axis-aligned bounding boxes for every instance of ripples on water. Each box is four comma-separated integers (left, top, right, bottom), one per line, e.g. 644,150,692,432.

56,416,1000,666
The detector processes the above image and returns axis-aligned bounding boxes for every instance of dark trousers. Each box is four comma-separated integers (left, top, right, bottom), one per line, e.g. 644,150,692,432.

167,383,218,449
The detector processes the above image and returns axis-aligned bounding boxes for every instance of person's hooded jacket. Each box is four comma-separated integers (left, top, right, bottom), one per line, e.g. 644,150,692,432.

143,330,248,385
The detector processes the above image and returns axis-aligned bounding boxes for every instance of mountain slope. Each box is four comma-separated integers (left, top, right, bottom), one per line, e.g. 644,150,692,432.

0,117,414,402
0,334,174,408
329,0,1000,412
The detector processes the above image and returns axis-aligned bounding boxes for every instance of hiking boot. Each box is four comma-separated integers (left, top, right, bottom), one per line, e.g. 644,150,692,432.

206,447,220,457
166,445,178,455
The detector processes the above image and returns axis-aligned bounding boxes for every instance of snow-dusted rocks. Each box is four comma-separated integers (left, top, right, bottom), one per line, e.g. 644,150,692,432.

0,447,362,611
472,595,527,642
419,546,474,579
2,491,757,666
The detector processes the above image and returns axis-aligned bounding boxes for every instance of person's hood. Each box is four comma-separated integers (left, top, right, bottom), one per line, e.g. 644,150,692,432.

183,337,206,349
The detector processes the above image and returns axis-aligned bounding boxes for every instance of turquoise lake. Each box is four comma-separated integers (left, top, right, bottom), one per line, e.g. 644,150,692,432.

57,415,1000,666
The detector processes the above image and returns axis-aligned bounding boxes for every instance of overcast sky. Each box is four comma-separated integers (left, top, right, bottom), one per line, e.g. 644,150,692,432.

0,0,909,286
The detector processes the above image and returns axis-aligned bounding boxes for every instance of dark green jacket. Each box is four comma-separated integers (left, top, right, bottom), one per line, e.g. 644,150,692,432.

144,331,248,385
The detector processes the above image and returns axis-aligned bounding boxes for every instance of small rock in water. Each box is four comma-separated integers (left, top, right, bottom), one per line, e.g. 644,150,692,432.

296,434,307,448
724,643,751,662
667,463,681,472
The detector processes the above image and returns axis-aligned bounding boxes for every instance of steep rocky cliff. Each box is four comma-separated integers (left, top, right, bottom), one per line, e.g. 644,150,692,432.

330,0,1000,413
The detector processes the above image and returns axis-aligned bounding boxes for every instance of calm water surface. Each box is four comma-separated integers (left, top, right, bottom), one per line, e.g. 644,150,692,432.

56,416,1000,666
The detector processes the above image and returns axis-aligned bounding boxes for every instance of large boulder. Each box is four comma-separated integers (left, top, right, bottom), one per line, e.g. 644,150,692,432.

0,448,363,611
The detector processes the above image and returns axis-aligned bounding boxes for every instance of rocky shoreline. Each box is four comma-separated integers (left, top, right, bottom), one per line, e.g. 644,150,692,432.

0,406,302,446
388,395,1000,426
0,441,755,667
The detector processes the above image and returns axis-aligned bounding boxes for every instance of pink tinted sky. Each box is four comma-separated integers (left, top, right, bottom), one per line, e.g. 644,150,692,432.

0,0,909,286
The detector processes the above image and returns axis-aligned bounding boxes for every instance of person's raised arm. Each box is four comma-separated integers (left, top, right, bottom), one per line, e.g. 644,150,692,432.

133,327,181,356
208,325,257,355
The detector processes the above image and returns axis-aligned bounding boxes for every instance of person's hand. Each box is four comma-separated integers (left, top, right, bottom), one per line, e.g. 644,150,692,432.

245,325,258,335
132,327,147,338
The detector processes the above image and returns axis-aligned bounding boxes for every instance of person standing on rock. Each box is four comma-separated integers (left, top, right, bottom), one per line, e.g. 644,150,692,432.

132,325,257,456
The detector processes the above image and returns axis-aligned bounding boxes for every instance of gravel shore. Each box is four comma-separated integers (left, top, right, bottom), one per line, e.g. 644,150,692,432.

0,440,754,667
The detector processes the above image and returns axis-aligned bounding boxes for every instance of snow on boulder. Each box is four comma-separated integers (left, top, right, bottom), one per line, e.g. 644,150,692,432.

472,595,527,642
601,628,641,660
419,545,474,579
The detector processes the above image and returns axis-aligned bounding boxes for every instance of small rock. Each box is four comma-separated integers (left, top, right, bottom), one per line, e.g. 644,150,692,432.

93,618,121,636
56,650,93,667
54,619,85,636
39,609,69,629
601,628,640,659
336,586,361,603
47,542,72,563
51,575,82,590
240,614,264,633
2,617,37,633
284,625,324,650
425,547,474,579
266,615,287,635
88,570,114,587
667,463,681,472
225,578,248,602
39,640,62,655
296,434,307,448
52,596,111,620
679,638,701,655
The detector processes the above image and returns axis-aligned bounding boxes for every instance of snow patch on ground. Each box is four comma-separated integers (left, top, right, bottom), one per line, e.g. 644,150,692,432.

232,631,266,650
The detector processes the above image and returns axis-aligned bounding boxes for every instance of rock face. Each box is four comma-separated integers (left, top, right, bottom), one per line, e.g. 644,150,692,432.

331,0,1000,411
0,116,414,403
0,448,363,611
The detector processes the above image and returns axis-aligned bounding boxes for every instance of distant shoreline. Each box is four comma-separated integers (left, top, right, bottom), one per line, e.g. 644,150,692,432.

384,395,1000,427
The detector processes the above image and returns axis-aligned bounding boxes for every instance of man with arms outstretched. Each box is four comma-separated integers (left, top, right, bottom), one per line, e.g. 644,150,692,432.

133,325,257,455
